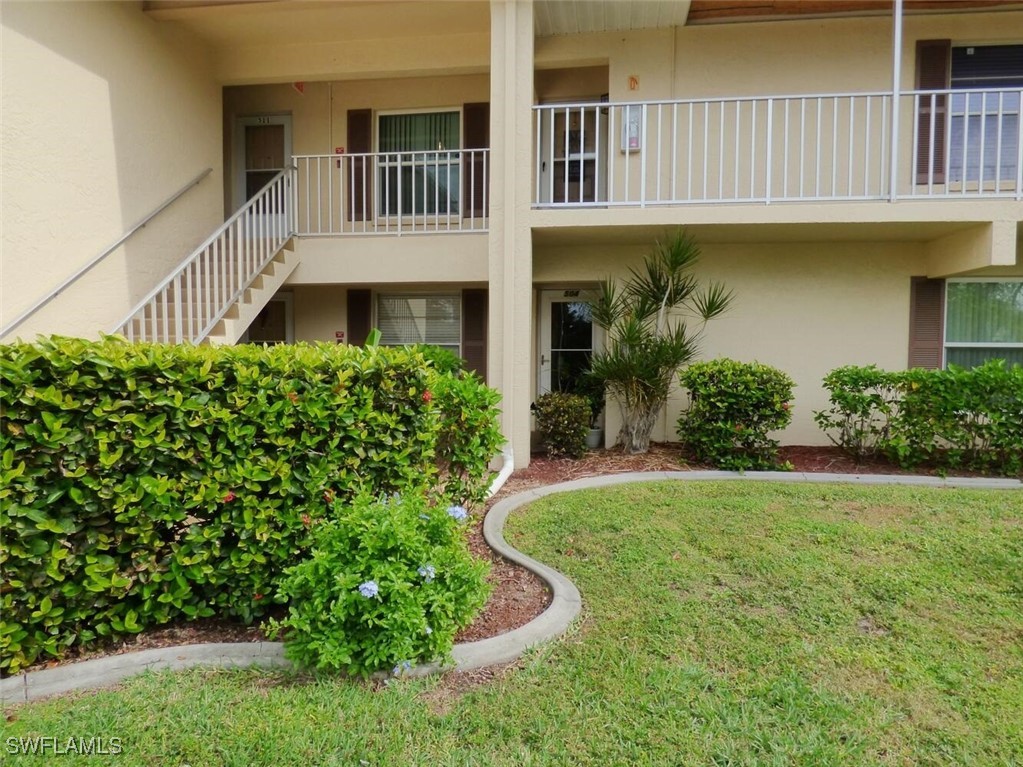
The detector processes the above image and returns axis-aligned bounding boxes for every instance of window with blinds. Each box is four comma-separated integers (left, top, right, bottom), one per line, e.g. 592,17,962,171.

944,280,1023,368
377,294,461,353
378,111,461,216
949,45,1023,183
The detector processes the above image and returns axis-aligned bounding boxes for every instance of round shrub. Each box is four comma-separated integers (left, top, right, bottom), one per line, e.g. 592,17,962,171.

677,359,795,470
532,392,590,458
265,490,490,676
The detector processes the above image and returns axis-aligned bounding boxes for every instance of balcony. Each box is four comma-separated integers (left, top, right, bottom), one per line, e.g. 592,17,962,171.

533,88,1023,207
293,149,489,236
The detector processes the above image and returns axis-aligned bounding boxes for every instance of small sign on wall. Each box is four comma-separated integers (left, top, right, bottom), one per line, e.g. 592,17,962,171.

335,330,345,344
621,105,642,153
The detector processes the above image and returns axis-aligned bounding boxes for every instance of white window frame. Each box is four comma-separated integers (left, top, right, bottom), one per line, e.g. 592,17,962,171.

943,277,1023,367
375,292,461,353
375,107,464,222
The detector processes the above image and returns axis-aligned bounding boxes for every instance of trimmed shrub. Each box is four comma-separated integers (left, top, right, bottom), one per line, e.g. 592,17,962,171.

892,361,1023,474
814,360,1023,475
677,359,795,470
433,371,504,505
266,491,490,676
0,336,501,674
417,344,465,375
813,365,900,460
532,392,590,458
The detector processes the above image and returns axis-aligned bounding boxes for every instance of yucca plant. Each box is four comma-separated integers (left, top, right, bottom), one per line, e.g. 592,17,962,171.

590,230,733,453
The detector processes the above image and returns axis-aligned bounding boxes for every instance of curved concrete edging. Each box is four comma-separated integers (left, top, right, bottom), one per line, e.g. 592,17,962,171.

3,470,1018,704
0,482,583,704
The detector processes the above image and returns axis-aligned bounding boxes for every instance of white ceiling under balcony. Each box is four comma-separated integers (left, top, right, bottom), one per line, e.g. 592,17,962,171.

534,1,692,37
145,1,490,48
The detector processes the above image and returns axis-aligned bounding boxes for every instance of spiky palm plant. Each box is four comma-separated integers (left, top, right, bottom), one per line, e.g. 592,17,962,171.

589,230,733,454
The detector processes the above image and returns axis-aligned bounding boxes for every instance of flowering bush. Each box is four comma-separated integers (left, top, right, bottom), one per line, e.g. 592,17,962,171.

677,359,795,470
266,491,490,676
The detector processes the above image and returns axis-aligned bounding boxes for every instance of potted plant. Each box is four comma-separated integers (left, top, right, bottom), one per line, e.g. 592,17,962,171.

575,371,607,450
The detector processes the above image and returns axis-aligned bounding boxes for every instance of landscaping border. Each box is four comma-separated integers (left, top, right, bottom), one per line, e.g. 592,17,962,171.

3,470,1018,704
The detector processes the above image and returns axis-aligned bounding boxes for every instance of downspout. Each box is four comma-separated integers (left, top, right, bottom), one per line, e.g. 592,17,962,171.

486,444,515,499
888,0,904,202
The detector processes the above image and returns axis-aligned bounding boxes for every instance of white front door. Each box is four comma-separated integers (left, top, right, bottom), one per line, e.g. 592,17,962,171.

538,289,599,395
233,115,292,232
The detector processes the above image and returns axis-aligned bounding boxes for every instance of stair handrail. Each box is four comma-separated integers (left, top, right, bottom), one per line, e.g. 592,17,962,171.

0,167,213,340
112,167,295,341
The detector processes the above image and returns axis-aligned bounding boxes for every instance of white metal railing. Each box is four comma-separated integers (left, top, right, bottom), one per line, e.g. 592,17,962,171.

114,169,294,344
293,149,489,235
533,88,1023,207
911,87,1023,196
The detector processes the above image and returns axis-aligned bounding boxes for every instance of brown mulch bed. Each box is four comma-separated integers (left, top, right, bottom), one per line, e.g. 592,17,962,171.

16,443,998,675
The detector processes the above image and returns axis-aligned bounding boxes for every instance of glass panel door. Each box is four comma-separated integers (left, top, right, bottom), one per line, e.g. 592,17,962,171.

539,289,598,394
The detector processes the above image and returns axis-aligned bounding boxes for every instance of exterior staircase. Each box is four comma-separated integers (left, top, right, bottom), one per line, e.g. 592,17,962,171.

113,169,297,345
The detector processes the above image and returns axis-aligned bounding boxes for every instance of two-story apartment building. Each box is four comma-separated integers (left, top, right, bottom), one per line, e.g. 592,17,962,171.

3,0,1021,467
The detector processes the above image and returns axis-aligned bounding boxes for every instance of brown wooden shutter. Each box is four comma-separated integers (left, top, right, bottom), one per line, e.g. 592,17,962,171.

461,289,487,382
915,40,950,184
462,102,489,219
347,289,372,346
908,277,945,369
347,109,372,221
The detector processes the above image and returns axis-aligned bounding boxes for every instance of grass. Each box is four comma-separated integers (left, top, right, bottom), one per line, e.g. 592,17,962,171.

3,481,1022,766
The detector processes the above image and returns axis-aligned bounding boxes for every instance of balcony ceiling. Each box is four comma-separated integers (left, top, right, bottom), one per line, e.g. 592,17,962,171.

686,0,1023,24
144,0,490,48
534,1,693,36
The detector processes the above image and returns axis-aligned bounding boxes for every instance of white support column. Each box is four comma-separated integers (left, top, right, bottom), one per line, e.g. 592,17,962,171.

488,0,535,468
888,0,903,202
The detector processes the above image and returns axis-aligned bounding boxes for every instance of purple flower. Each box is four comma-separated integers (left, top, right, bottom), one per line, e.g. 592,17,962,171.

357,580,379,599
417,565,436,583
447,505,468,522
392,660,413,676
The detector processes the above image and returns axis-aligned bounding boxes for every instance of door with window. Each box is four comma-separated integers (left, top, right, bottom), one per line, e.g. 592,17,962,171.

233,115,292,230
537,102,609,205
916,42,1022,187
378,111,460,220
538,289,599,395
241,295,294,345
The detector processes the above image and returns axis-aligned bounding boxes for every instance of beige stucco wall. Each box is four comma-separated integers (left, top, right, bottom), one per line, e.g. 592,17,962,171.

0,1,222,341
534,239,936,445
535,11,1023,103
287,236,488,285
212,4,490,86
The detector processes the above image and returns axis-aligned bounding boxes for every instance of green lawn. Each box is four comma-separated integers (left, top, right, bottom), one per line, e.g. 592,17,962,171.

4,481,1022,766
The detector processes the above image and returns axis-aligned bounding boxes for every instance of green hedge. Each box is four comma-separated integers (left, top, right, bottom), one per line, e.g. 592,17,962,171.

0,337,502,674
677,359,795,470
814,360,1022,475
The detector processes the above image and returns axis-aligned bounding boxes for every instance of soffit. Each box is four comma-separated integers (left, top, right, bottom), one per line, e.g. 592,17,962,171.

534,1,693,37
687,0,1023,25
145,1,490,48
